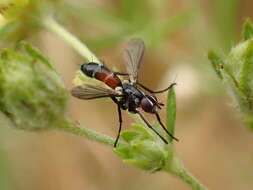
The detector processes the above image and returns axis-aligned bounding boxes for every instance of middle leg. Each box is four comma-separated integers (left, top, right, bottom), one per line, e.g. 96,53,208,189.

155,112,179,141
137,82,176,94
136,111,168,144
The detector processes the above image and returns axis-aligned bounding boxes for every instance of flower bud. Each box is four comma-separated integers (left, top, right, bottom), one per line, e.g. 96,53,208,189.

209,28,253,129
0,43,68,130
114,124,174,172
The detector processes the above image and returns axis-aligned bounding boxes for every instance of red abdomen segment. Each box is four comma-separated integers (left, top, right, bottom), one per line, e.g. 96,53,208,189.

81,62,122,89
95,69,122,89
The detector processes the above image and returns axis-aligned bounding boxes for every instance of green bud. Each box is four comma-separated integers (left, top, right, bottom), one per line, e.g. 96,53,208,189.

208,21,253,129
0,42,68,130
114,124,174,172
225,39,253,128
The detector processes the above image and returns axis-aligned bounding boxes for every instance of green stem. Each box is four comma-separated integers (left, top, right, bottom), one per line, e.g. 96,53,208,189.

42,17,100,63
165,155,207,190
173,168,207,190
57,119,127,147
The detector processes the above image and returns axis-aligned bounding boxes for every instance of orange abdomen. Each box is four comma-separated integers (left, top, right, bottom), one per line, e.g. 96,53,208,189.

95,71,122,89
81,62,122,89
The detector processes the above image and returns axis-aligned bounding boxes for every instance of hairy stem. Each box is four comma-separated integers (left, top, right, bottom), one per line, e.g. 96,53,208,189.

173,169,207,190
42,17,100,63
165,155,207,190
57,119,127,147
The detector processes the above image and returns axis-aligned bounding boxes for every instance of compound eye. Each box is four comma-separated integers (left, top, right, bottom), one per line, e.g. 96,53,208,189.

141,97,156,113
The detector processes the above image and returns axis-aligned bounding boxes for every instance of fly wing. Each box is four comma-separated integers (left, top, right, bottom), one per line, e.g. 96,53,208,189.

123,38,145,84
71,84,122,100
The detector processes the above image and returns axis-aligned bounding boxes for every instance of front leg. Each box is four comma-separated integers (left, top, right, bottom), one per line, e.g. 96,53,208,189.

137,82,176,94
155,112,179,141
136,111,168,144
111,97,124,147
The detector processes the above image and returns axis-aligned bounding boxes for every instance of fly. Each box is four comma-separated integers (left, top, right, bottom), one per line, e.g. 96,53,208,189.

71,38,178,147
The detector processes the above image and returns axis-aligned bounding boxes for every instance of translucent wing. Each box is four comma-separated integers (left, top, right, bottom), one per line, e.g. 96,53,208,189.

71,84,122,100
123,38,145,84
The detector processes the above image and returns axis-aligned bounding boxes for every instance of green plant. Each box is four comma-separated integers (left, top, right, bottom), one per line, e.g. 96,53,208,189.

208,19,253,130
0,1,207,190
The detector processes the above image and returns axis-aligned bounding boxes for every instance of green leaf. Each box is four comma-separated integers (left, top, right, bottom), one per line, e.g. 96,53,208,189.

22,42,53,69
242,19,253,41
166,86,176,142
120,130,140,142
123,159,150,170
208,50,224,79
132,123,154,139
209,23,253,130
113,146,131,158
114,120,174,172
238,40,253,96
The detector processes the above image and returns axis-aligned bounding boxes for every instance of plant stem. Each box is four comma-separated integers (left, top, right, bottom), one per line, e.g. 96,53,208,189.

42,17,100,63
173,169,207,190
165,155,207,190
57,119,127,147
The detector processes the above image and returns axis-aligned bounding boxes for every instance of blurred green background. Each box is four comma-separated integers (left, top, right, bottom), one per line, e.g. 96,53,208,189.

1,0,253,189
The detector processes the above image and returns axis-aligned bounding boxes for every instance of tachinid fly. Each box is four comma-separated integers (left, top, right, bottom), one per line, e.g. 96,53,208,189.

71,38,178,147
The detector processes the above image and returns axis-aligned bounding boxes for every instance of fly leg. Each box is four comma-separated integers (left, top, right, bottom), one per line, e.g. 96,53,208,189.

114,104,123,147
136,111,168,144
111,97,123,147
155,112,179,141
137,82,176,94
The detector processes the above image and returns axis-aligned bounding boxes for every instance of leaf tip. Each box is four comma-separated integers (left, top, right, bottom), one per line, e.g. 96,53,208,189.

242,18,253,41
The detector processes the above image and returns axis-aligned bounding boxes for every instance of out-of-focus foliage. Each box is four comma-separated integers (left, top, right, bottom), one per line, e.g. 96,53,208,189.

0,0,62,43
214,0,238,51
62,0,196,51
0,42,68,130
